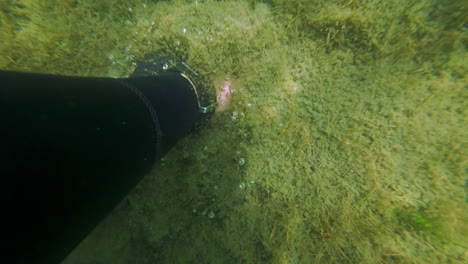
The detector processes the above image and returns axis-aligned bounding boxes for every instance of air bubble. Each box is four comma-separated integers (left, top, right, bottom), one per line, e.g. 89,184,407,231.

208,211,215,219
231,112,238,120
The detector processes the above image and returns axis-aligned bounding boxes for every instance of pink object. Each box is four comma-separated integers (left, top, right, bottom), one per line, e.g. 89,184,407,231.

216,80,232,112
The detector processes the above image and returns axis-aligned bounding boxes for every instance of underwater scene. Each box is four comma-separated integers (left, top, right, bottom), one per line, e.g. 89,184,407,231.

0,0,466,263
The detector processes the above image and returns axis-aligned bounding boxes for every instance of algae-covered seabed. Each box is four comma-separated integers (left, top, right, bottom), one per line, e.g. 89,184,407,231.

1,0,467,263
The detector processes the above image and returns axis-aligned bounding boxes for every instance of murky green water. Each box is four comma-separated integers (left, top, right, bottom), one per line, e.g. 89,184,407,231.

1,0,466,263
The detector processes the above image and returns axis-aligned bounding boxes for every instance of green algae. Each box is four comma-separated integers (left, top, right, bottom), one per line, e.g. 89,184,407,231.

1,0,466,263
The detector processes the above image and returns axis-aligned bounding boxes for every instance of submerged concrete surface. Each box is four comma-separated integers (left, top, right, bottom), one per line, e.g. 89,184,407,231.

0,0,466,263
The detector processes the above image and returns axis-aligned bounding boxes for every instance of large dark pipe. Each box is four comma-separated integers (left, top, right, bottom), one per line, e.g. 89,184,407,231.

0,70,213,264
